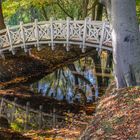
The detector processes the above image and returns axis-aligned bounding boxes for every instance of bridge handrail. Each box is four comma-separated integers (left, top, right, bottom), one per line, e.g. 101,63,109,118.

0,18,112,57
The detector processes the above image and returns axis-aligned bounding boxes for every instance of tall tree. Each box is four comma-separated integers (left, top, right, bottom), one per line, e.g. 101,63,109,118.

82,0,89,19
0,0,5,29
96,3,103,20
92,2,104,88
100,0,140,88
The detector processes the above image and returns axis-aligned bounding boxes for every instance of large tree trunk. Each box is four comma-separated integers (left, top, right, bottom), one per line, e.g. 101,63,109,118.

100,0,140,88
111,0,140,88
92,3,104,88
0,1,5,30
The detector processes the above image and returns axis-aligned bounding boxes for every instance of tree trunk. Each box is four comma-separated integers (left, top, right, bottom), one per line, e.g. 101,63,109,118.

82,0,89,19
0,1,5,30
91,0,98,20
104,51,112,86
111,0,140,88
41,6,48,21
96,3,103,20
91,3,104,88
91,52,103,87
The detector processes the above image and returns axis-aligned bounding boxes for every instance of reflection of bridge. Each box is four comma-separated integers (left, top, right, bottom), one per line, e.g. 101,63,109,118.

0,97,88,130
0,18,112,57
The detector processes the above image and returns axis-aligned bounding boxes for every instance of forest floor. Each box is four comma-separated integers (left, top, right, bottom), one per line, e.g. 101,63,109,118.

80,82,140,140
0,86,95,140
1,83,140,140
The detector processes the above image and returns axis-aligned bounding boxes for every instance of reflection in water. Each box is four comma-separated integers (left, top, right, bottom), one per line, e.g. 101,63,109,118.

31,57,99,104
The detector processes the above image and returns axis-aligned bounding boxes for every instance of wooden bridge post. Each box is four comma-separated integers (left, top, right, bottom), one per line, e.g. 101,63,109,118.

99,22,106,54
52,107,56,128
11,97,18,122
66,17,70,51
24,101,30,130
6,26,15,55
34,19,40,51
20,21,27,53
82,18,88,53
50,17,54,50
38,105,43,129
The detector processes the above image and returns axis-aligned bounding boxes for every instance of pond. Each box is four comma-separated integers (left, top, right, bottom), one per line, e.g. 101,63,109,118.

30,57,99,104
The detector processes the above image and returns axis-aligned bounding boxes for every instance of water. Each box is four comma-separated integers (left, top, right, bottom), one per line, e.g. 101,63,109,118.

31,58,99,103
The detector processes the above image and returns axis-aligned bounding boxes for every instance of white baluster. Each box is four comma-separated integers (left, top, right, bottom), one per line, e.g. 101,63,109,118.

73,17,77,32
34,19,40,51
59,19,63,27
66,17,70,51
6,26,15,55
82,18,88,53
87,17,92,34
99,22,106,55
74,17,77,21
20,22,27,53
50,17,54,50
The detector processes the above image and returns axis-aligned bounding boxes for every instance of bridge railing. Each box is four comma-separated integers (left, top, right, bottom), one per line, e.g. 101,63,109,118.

0,97,89,130
0,18,112,57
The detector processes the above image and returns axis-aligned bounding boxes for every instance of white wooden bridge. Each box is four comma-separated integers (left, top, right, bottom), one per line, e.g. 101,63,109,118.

0,18,112,57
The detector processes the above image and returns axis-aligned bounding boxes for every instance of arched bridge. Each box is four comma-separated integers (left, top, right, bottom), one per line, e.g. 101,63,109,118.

0,18,112,57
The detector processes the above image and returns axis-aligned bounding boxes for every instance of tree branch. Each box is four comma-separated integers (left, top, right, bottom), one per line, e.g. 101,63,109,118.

56,0,74,19
41,5,48,21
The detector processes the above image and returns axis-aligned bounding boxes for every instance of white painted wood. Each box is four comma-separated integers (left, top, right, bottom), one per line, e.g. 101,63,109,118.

99,22,106,54
6,26,15,55
87,17,92,33
0,19,125,56
66,17,70,51
50,17,54,50
34,19,40,51
74,17,77,21
82,18,88,53
20,22,27,52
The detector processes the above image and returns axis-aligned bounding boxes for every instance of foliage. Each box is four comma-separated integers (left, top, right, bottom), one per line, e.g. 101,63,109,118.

81,83,140,139
136,0,140,22
2,0,96,25
1,0,140,25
